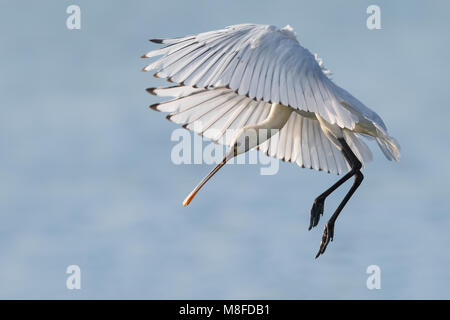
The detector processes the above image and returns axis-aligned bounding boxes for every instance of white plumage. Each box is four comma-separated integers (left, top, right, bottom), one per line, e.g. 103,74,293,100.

144,24,354,124
142,23,401,257
148,85,369,174
143,24,399,170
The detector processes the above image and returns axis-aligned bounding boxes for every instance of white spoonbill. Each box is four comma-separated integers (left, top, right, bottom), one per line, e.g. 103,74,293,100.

141,24,400,258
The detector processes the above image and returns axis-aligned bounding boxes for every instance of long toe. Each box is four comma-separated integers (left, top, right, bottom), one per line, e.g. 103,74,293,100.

309,199,324,230
315,223,333,258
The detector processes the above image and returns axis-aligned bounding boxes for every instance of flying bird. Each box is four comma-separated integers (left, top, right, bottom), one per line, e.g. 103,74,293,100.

141,24,400,258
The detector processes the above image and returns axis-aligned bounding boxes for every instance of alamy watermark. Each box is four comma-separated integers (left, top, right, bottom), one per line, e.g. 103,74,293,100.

66,265,81,290
366,265,381,290
366,5,381,30
66,5,81,30
170,125,281,176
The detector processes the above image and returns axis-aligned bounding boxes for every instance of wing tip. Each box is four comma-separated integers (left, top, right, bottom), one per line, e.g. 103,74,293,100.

146,88,156,95
149,103,160,111
149,39,164,44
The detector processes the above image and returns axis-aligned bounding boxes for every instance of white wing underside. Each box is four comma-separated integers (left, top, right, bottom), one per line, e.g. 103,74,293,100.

143,24,401,174
150,85,373,175
143,24,387,131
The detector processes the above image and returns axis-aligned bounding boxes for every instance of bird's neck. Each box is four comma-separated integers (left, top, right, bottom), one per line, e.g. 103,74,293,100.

251,103,293,136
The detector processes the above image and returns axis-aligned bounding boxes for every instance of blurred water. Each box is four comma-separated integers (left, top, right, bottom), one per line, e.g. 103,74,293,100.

1,0,449,299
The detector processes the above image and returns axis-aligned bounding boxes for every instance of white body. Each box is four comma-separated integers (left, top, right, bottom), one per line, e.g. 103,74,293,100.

142,24,401,255
143,24,400,176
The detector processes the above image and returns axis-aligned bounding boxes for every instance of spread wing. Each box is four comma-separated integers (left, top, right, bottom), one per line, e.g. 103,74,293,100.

142,24,363,129
258,112,373,174
148,85,372,175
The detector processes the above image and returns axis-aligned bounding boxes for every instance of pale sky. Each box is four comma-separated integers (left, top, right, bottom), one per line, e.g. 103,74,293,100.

1,0,449,298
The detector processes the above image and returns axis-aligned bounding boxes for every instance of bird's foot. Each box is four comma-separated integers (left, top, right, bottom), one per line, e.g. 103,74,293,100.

309,197,325,230
315,221,335,259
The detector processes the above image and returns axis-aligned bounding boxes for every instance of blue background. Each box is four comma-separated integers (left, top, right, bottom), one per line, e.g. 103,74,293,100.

1,0,449,299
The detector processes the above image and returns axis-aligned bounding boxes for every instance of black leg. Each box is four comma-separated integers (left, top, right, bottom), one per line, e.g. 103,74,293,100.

309,169,356,230
315,171,363,258
309,138,362,229
311,138,364,258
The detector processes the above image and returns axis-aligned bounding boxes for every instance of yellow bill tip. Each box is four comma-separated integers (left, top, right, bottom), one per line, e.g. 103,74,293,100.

182,192,196,207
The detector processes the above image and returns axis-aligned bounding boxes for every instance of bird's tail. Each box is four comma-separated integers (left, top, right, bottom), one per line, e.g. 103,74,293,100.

374,124,401,162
